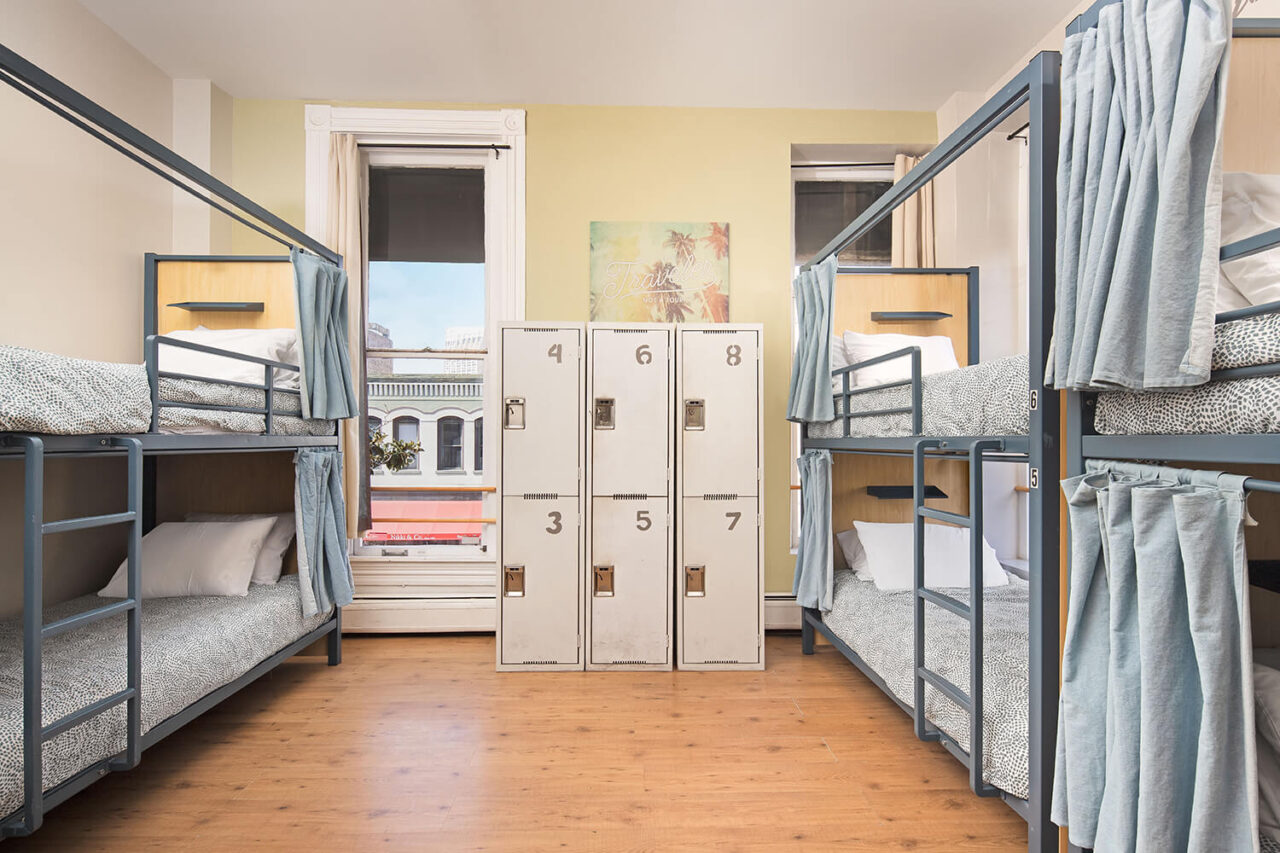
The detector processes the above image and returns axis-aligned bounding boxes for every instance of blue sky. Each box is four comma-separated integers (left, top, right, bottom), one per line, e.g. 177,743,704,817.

367,261,485,350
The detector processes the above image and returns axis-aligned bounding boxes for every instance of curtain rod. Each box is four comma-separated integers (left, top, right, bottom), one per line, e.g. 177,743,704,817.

359,143,511,157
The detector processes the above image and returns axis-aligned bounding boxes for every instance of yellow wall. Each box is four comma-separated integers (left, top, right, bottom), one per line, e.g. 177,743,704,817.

231,100,937,593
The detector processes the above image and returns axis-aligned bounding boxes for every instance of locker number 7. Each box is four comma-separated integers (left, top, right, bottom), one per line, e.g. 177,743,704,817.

725,511,741,530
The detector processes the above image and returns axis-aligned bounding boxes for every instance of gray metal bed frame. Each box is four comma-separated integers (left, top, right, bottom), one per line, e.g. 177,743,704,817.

0,41,345,837
797,50,1062,853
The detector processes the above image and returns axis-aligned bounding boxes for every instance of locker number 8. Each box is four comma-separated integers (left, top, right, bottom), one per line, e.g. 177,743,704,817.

635,344,652,365
635,510,652,531
545,512,563,534
547,343,563,363
726,344,742,366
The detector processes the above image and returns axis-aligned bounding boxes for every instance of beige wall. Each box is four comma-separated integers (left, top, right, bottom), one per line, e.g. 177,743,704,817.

231,100,937,593
0,0,176,617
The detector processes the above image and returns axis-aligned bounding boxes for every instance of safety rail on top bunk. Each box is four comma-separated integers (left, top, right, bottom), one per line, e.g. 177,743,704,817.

144,334,302,436
0,435,142,837
830,346,924,437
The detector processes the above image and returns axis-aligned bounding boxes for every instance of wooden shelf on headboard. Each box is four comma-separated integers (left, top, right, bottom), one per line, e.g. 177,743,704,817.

870,311,953,323
167,301,265,312
866,485,949,500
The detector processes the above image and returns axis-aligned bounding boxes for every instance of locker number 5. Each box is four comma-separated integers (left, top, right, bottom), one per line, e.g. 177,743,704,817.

545,512,563,534
635,510,652,531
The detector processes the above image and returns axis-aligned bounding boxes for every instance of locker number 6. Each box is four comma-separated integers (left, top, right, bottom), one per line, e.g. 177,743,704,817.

635,510,652,531
726,344,742,366
545,512,563,534
635,344,653,365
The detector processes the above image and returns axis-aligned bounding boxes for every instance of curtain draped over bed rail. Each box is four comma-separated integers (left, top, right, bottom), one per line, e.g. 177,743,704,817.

294,448,356,618
1047,0,1233,391
1053,459,1256,852
793,449,834,612
786,256,838,424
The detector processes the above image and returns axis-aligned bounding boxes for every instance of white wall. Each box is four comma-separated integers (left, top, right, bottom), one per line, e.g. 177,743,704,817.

0,0,177,617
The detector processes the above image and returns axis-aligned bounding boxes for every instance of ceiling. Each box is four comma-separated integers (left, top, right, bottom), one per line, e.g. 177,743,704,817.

81,0,1081,111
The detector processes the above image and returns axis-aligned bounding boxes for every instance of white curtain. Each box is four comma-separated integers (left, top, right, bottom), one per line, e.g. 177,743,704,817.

891,154,936,268
325,133,370,537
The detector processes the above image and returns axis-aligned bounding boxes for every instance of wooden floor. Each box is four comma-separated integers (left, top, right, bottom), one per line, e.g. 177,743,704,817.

9,634,1026,852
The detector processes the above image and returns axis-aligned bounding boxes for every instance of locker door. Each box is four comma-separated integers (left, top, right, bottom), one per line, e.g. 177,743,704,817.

589,497,670,666
680,329,760,497
680,498,760,665
500,496,581,666
590,327,671,496
501,327,581,496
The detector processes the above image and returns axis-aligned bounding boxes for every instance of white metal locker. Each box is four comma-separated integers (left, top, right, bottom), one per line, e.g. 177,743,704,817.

586,323,675,671
496,322,585,672
676,324,764,671
498,496,583,669
678,327,761,499
500,325,583,497
588,325,673,496
587,496,672,668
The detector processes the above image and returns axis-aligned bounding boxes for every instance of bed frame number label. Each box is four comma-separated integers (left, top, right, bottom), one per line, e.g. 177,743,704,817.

1029,390,1039,410
1030,468,1039,489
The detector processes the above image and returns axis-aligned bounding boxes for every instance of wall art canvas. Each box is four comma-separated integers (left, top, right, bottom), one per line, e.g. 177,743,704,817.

589,221,729,322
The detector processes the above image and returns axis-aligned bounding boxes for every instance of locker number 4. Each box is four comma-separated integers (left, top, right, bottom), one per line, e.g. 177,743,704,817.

547,343,563,363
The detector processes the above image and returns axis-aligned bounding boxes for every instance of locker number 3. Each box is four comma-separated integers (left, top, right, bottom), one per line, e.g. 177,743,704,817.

545,512,563,534
726,344,742,366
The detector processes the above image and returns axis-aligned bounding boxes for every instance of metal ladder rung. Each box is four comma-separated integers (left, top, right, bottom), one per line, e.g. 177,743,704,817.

851,406,914,419
918,588,971,620
42,599,137,639
42,511,137,535
917,667,972,715
917,506,972,528
42,688,135,742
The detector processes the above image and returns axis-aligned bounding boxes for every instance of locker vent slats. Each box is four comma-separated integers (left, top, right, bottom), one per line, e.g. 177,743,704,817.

698,329,739,334
609,329,650,334
609,493,650,501
521,493,562,500
701,659,745,665
702,493,739,501
607,659,653,665
521,660,558,665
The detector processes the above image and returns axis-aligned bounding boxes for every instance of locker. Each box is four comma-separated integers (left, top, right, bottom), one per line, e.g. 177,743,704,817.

588,325,673,497
497,496,583,670
587,496,672,669
678,498,761,668
679,327,761,499
500,325,583,496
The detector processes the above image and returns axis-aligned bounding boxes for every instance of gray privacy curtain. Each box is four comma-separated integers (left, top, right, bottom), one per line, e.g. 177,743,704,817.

291,247,360,421
1053,460,1256,852
1047,0,1232,391
787,256,838,424
294,448,355,618
793,449,834,612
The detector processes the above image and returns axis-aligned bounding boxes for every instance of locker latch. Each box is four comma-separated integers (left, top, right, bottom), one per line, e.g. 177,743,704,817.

683,399,705,430
503,565,525,597
503,397,526,430
685,565,706,597
593,397,615,430
593,564,615,596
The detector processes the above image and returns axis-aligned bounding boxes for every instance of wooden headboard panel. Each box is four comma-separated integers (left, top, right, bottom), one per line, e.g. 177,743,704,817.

1224,35,1280,174
830,454,971,570
832,270,975,366
150,256,295,336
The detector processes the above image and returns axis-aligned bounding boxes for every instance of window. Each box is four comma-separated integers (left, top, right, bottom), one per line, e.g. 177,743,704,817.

392,416,420,471
437,416,464,472
474,418,483,472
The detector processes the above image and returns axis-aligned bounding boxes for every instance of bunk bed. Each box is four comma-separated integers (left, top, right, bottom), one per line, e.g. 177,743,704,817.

0,41,349,837
795,51,1062,853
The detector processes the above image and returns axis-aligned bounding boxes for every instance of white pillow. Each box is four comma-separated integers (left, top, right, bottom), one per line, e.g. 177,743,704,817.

185,512,296,585
830,335,853,394
834,526,873,578
842,331,960,388
1220,172,1280,311
99,519,276,599
851,520,1008,592
159,327,299,390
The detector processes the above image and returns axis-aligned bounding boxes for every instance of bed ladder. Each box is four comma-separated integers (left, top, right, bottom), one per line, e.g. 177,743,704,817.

911,437,1004,799
0,435,143,837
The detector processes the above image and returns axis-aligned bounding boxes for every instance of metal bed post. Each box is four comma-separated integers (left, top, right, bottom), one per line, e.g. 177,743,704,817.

111,437,144,773
15,435,44,835
1025,49,1062,853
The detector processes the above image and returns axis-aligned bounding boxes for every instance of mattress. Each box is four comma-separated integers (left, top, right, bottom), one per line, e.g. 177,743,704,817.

0,576,329,821
1095,311,1280,435
820,569,1030,799
159,378,335,436
807,354,1029,439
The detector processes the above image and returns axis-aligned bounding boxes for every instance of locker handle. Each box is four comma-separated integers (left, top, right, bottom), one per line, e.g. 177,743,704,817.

593,397,615,430
685,565,706,597
503,397,526,430
593,564,615,597
503,565,525,597
683,399,705,430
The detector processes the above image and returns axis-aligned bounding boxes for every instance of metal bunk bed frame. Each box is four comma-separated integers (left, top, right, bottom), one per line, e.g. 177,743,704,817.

797,50,1062,853
0,41,345,836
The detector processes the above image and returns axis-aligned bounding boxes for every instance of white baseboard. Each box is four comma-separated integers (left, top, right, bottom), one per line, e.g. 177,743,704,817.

764,596,802,631
344,598,495,633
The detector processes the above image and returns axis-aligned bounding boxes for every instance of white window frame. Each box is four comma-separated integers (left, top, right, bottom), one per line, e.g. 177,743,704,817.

305,106,525,569
789,163,895,552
